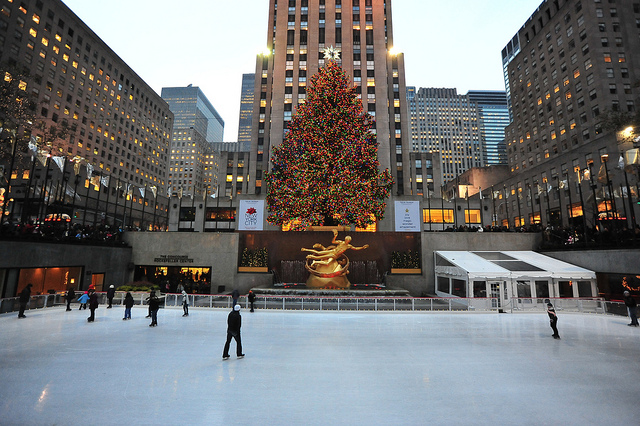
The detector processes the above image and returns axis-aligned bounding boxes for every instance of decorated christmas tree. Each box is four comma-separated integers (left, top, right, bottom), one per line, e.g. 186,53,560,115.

265,48,394,230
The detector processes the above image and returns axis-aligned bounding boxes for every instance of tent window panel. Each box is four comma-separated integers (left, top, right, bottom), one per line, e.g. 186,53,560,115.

577,280,592,297
473,280,486,298
559,280,573,297
516,280,532,302
452,279,466,297
437,276,450,293
535,280,550,299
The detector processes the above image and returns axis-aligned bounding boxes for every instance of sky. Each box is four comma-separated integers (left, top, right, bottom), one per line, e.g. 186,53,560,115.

61,0,543,142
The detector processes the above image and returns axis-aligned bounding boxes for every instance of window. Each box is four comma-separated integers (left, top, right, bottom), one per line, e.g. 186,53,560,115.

423,209,454,224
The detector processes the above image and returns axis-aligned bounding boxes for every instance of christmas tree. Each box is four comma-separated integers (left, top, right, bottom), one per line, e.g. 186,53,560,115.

265,50,394,230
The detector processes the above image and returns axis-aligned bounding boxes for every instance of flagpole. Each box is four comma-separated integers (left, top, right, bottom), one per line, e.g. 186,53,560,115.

202,189,207,233
478,187,484,227
103,174,112,227
92,172,102,228
440,185,445,231
619,183,628,226
427,188,432,231
588,163,599,228
623,166,637,232
81,174,91,228
190,189,196,231
140,184,147,231
516,188,523,228
554,176,563,227
503,185,510,230
21,154,38,224
465,187,470,227
152,187,157,231
576,169,588,245
565,172,574,227
128,185,134,229
113,178,121,229
491,185,496,227
527,185,534,227
37,155,52,225
0,128,17,222
122,184,129,229
70,172,81,225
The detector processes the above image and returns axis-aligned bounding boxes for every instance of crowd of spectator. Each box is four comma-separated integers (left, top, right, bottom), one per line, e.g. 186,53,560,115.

0,220,126,245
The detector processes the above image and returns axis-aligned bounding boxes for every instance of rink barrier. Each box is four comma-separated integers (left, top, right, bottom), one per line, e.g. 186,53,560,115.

0,293,626,315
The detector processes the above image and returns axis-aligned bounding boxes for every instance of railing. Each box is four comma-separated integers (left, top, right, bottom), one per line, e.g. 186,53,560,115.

508,297,607,314
0,293,630,315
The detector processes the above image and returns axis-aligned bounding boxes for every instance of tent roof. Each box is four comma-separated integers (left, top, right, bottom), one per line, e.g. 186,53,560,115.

435,251,596,280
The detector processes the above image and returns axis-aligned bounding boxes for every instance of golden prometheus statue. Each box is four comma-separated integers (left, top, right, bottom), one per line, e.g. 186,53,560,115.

301,229,369,289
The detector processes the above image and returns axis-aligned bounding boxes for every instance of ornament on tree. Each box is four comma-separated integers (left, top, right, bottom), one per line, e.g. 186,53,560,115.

265,57,394,230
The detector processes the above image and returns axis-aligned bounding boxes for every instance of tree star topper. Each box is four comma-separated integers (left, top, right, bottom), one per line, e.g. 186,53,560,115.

323,45,341,61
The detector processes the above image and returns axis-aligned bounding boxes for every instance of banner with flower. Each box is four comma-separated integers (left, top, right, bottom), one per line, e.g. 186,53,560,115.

238,200,264,231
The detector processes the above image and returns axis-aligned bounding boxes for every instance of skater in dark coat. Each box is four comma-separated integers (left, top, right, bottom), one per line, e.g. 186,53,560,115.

65,287,76,311
123,292,134,320
18,283,32,318
149,293,160,327
222,305,244,359
231,289,240,307
547,302,560,339
623,291,638,326
87,289,99,322
248,290,256,312
106,285,116,308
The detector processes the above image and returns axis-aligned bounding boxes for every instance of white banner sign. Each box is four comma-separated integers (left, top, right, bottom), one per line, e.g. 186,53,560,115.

394,201,421,232
238,200,265,231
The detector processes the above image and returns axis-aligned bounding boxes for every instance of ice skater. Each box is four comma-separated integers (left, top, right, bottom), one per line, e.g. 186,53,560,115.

65,287,76,311
18,283,32,318
123,292,134,320
222,305,244,360
148,292,160,327
87,289,99,322
182,290,189,316
106,285,116,308
547,302,560,339
231,288,239,307
248,290,256,312
623,291,638,326
77,291,89,310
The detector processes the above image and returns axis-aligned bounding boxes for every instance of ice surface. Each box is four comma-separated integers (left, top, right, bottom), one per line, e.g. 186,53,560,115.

1,306,639,425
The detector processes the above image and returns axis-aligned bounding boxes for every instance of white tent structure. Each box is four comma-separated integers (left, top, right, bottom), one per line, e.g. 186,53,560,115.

434,251,597,310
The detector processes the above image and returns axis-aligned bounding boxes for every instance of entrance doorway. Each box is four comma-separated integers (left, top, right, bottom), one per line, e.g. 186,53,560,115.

489,281,506,310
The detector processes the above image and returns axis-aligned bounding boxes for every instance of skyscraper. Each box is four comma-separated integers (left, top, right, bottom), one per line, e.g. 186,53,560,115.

237,74,255,144
246,0,412,197
497,0,640,228
406,87,483,183
161,86,224,198
467,91,509,166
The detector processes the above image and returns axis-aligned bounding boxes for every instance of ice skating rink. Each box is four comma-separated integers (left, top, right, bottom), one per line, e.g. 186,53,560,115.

1,306,639,426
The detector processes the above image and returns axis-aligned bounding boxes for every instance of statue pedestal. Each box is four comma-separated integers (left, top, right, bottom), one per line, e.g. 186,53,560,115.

306,274,351,289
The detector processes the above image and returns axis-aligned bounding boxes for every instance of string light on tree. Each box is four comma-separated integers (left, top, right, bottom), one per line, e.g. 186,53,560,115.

264,56,394,230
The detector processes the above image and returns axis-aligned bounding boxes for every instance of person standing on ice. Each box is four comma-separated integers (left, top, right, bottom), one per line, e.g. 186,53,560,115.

123,292,134,320
181,290,189,317
65,287,76,311
623,291,638,326
148,292,160,327
222,305,244,360
547,302,560,339
106,285,116,308
231,288,240,307
77,291,89,310
248,290,256,312
18,283,32,318
87,289,99,322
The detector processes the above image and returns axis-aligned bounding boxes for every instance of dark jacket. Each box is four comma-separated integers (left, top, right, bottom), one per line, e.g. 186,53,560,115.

124,294,134,309
19,285,32,303
248,292,256,303
231,289,240,300
107,287,116,299
227,310,241,336
65,289,76,301
89,292,99,309
149,296,160,311
624,294,637,308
